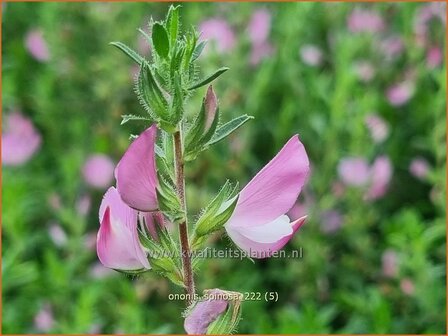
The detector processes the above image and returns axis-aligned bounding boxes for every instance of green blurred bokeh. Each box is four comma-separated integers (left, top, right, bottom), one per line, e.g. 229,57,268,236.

2,2,446,334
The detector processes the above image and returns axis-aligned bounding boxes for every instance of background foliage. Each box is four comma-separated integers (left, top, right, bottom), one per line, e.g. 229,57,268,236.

2,2,446,334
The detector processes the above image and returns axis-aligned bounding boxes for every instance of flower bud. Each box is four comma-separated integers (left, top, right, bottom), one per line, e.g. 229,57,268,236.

184,288,242,335
204,85,218,133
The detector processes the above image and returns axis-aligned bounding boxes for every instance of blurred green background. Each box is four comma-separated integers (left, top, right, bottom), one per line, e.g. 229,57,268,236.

2,2,446,334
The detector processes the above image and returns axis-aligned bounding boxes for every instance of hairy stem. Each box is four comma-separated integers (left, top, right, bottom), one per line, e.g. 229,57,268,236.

173,129,195,305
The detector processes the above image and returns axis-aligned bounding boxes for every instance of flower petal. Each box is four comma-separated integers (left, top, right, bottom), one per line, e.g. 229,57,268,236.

116,125,159,211
98,187,150,270
226,135,309,229
226,216,307,258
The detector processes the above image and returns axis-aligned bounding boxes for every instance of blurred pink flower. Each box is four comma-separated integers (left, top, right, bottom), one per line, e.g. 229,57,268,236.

250,42,274,65
414,2,446,38
300,44,323,67
380,36,404,61
48,222,67,247
34,304,54,332
2,111,42,166
287,201,308,221
321,210,343,234
339,156,393,200
400,278,415,295
338,157,371,187
248,9,271,45
199,18,235,53
426,46,443,68
365,155,393,201
386,81,414,106
76,194,91,216
347,8,385,33
354,61,376,82
382,249,398,278
409,157,430,179
225,135,310,258
184,289,228,334
82,154,115,189
365,113,389,143
25,29,50,62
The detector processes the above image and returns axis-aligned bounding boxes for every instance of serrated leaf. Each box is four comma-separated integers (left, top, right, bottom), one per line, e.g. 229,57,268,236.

208,115,253,146
170,71,184,124
188,67,229,90
110,41,144,65
152,23,170,59
121,114,152,125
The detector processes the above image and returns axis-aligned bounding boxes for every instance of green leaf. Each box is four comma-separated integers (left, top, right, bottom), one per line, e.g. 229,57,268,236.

110,41,144,65
208,115,254,146
166,5,180,47
152,23,170,59
192,41,207,61
120,114,152,125
188,67,229,90
137,62,169,120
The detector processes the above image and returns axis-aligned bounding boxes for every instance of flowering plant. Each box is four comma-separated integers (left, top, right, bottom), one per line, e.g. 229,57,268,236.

96,6,309,333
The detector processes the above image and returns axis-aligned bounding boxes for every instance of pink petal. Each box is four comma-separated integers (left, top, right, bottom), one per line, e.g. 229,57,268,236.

226,135,309,229
226,216,306,258
97,188,150,270
25,29,50,62
116,125,159,211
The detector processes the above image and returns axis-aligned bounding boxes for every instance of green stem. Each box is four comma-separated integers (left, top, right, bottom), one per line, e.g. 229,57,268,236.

173,129,195,305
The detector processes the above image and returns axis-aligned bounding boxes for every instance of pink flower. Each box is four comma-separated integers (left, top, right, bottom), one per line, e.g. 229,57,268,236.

184,289,228,334
97,187,150,271
48,222,67,247
347,8,385,33
365,155,393,200
300,44,323,67
115,125,159,212
338,157,371,187
82,154,115,189
409,157,430,179
199,18,235,53
386,81,414,106
248,9,271,45
354,61,376,82
224,135,310,258
25,29,50,62
426,46,443,68
34,304,54,332
2,111,41,166
400,278,415,296
380,36,404,61
382,249,398,278
365,113,389,143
